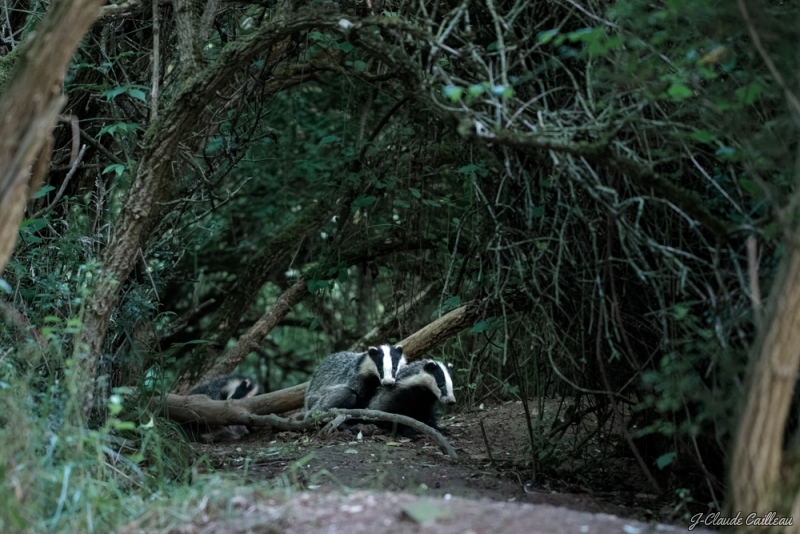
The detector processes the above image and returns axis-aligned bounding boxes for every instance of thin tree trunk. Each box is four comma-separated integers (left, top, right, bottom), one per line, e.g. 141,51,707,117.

76,10,348,413
731,244,800,521
0,0,106,274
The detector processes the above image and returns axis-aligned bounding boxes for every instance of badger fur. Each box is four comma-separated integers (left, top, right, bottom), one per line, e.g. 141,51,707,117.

188,375,262,400
367,358,456,433
185,375,263,442
304,344,406,417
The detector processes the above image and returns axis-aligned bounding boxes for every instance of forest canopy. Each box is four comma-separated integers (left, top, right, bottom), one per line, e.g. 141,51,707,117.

1,0,799,531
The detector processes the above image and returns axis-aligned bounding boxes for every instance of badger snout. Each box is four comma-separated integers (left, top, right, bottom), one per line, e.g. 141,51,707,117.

441,395,456,405
381,377,396,386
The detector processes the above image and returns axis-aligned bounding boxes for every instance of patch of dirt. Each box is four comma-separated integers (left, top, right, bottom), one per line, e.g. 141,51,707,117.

124,489,714,534
190,400,703,531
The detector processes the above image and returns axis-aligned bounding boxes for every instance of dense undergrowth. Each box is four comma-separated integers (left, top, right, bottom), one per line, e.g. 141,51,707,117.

2,0,800,529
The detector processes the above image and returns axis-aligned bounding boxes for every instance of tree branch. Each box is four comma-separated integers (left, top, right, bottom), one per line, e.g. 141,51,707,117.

457,121,731,240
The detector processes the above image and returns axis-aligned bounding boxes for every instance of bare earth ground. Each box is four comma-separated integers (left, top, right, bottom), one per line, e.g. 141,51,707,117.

177,400,712,533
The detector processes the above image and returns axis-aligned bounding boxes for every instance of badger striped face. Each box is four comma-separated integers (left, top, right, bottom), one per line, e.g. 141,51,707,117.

368,344,406,386
430,360,456,404
221,378,260,400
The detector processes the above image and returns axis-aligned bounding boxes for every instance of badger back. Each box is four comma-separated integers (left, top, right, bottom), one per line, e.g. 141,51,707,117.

305,351,372,413
366,344,407,386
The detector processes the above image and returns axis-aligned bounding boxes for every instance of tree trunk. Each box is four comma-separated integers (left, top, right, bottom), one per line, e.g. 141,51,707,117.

731,243,800,522
0,0,105,274
76,10,347,413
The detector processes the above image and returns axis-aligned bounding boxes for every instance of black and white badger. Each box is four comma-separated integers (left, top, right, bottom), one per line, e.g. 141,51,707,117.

304,344,406,416
185,375,263,442
367,358,456,433
188,375,262,400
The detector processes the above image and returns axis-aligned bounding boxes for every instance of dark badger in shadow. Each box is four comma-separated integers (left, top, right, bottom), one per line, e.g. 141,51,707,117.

185,375,262,442
367,358,456,436
304,344,406,417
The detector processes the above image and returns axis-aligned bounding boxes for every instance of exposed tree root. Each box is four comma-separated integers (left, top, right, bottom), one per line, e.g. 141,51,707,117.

150,394,458,459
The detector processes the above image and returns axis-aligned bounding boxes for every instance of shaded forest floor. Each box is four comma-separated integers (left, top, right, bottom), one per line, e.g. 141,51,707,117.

176,400,712,533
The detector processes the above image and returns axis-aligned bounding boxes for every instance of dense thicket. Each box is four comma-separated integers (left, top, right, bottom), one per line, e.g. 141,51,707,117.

1,0,799,530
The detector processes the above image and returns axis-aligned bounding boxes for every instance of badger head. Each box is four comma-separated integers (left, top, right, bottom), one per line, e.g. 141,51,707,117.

368,344,407,386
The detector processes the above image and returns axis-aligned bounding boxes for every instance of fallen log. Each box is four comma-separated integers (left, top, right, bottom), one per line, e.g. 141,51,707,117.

149,393,458,459
148,382,308,421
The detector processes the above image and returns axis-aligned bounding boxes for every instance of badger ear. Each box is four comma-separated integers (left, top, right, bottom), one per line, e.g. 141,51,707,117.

423,360,438,372
394,344,403,354
368,346,379,357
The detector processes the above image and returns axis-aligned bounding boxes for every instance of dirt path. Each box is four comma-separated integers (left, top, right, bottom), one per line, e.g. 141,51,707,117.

187,400,712,533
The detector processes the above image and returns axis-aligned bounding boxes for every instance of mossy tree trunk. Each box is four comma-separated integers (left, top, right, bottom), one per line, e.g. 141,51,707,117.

0,0,105,275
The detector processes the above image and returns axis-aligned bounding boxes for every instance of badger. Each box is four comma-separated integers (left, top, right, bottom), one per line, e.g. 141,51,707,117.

185,375,262,442
304,344,406,417
188,375,262,400
367,358,456,434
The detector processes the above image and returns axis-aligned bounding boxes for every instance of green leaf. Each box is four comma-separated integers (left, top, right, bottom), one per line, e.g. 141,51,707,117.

128,89,147,102
666,83,693,100
470,320,489,333
351,195,377,212
393,199,411,208
537,29,559,45
735,82,762,105
32,185,55,199
739,179,757,194
319,135,341,145
689,130,716,143
409,188,421,199
467,84,485,98
443,85,463,102
19,217,47,231
672,304,689,320
102,164,125,177
422,199,441,207
402,502,453,524
655,452,676,470
337,42,354,53
353,60,367,72
307,279,329,294
442,296,461,311
763,221,780,239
